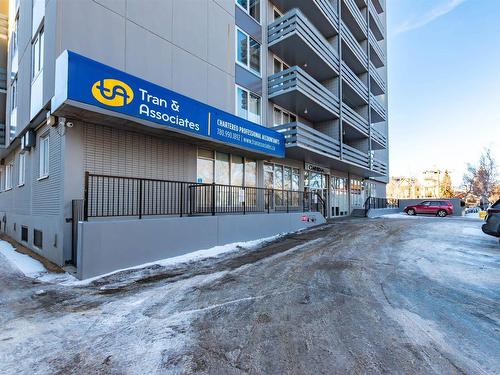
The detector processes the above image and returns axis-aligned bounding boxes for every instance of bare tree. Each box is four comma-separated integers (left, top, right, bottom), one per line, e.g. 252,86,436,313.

462,148,498,201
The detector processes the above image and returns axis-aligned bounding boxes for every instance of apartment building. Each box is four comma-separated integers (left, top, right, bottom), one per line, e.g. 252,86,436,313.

0,0,388,278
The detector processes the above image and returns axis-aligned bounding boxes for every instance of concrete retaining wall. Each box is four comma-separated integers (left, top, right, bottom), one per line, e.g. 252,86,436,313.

77,212,326,279
398,198,464,216
367,208,400,218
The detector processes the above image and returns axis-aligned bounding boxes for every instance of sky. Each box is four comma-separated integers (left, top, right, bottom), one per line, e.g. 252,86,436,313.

387,0,500,187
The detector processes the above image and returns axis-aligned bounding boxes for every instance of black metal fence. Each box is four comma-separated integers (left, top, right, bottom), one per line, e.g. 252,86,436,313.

364,196,399,215
83,172,326,220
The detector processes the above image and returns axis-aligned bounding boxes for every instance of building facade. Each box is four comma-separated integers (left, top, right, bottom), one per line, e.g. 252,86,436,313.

0,0,388,275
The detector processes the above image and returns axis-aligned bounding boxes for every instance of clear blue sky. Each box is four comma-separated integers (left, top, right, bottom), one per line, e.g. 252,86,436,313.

387,0,500,186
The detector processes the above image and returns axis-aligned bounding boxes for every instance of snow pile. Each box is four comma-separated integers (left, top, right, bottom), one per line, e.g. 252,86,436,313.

0,240,77,283
380,213,423,219
65,233,285,285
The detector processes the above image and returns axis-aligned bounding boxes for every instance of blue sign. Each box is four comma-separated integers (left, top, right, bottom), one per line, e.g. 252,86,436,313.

52,51,285,158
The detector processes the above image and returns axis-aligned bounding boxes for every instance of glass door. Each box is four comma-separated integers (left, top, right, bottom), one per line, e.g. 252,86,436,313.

330,176,349,217
350,178,365,209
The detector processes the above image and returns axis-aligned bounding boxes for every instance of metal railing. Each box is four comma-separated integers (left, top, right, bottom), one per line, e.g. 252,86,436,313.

268,66,340,118
341,61,369,102
368,0,385,37
344,0,367,34
369,31,386,64
83,173,327,220
371,127,387,148
274,122,341,159
342,103,369,135
369,62,386,93
342,143,370,168
370,93,387,120
268,9,339,75
364,196,399,216
341,21,368,69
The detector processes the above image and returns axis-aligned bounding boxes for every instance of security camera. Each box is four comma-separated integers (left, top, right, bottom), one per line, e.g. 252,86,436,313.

66,122,74,128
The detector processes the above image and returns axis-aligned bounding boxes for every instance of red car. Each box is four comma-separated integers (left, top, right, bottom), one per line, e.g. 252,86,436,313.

404,200,454,217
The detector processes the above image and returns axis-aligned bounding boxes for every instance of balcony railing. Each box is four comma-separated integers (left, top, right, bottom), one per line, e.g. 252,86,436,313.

342,143,370,168
83,173,327,219
270,0,339,37
369,31,385,67
371,0,385,14
268,66,340,120
371,126,387,149
341,21,368,70
343,0,367,35
274,122,341,160
369,62,386,94
342,103,369,135
368,0,385,40
341,61,369,102
370,93,387,120
371,158,388,175
268,9,340,80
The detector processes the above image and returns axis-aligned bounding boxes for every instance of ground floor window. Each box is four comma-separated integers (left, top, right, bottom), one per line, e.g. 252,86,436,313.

331,176,349,217
197,149,257,187
33,229,43,249
365,181,377,198
5,162,14,190
351,178,364,208
264,163,300,206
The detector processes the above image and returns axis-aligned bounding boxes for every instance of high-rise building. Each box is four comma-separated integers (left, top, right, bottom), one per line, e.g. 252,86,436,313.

0,0,388,278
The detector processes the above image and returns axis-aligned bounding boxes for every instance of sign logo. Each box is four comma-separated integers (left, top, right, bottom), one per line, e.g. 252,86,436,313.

92,79,134,107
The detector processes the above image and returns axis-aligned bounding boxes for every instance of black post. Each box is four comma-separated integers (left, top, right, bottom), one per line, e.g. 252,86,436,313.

243,187,246,215
180,183,184,217
83,172,89,221
211,183,216,216
286,191,289,213
138,179,143,219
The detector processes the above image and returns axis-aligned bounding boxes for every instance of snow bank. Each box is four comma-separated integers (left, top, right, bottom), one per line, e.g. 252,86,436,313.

0,240,77,283
65,233,285,286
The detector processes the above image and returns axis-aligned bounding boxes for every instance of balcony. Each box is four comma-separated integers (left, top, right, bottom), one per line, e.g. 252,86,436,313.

270,0,339,38
371,158,387,175
342,0,367,41
342,103,369,136
371,127,387,149
368,0,384,41
274,122,341,161
268,66,340,122
269,9,340,82
341,21,368,72
370,94,387,122
369,31,385,68
341,61,369,104
342,143,370,169
369,62,386,95
371,0,385,15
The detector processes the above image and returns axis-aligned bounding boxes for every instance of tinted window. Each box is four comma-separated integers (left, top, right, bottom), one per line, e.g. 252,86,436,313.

420,201,430,206
430,202,441,206
492,199,500,209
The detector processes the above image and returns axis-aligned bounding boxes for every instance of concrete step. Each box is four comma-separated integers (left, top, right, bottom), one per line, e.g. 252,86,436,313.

350,209,366,218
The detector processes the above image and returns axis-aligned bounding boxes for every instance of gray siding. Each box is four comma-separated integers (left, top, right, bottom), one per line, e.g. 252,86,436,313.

82,123,197,182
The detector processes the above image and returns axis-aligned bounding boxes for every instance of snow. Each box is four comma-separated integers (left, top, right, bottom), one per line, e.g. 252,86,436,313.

64,233,286,286
0,240,77,283
380,212,424,219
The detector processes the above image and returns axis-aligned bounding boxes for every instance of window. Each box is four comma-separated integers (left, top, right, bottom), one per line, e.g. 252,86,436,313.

5,162,13,190
236,0,260,23
273,56,289,74
10,78,17,111
235,28,261,75
21,226,28,242
197,149,257,187
12,13,19,54
18,153,25,186
39,134,49,178
273,106,297,126
236,86,261,124
34,229,43,249
32,26,44,79
264,162,300,198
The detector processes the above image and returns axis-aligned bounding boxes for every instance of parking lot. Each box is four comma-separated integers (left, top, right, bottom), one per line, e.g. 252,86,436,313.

0,215,499,374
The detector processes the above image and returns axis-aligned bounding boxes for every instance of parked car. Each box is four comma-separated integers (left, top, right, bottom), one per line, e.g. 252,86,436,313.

404,200,454,217
482,199,500,238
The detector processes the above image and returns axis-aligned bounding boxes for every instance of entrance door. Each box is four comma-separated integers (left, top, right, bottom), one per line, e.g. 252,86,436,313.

304,171,328,214
350,178,365,210
330,176,349,217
